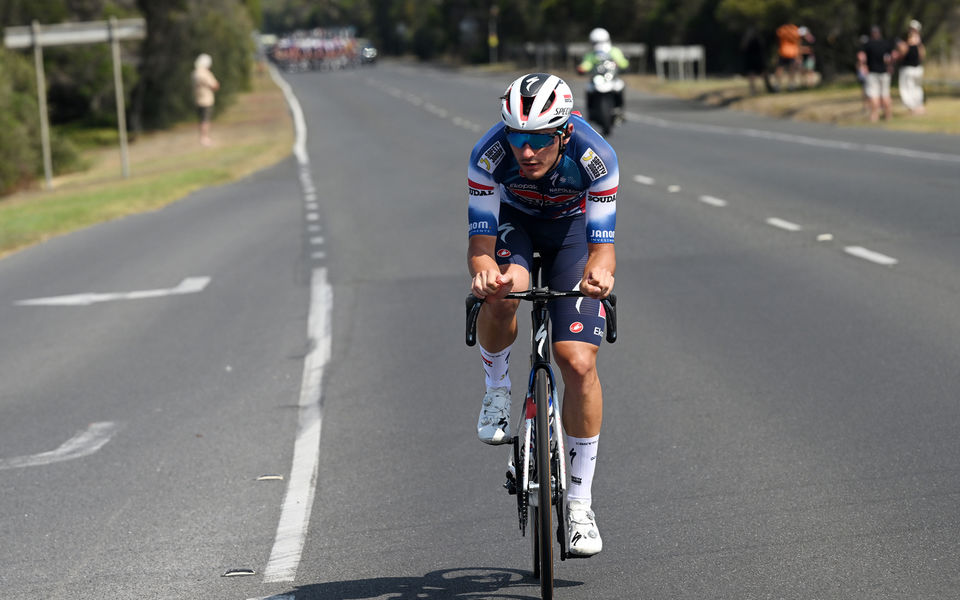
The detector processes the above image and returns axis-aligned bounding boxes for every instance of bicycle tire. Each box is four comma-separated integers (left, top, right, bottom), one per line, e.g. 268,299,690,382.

533,368,554,598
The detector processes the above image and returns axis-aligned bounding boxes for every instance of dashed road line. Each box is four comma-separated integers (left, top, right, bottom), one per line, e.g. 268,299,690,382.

633,174,656,185
844,246,898,266
766,217,802,232
698,195,728,207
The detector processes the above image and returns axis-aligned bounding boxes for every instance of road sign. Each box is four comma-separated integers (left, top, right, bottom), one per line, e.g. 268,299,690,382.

3,18,146,189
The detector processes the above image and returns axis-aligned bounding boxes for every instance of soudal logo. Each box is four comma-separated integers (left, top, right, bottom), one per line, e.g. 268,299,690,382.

588,194,616,203
497,249,512,258
590,230,615,240
469,187,493,196
569,322,584,334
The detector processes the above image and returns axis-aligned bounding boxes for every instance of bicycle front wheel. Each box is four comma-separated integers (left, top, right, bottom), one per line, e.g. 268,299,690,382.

532,368,554,598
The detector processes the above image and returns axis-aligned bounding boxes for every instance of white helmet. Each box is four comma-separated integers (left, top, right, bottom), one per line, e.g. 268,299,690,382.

500,73,574,130
589,28,611,44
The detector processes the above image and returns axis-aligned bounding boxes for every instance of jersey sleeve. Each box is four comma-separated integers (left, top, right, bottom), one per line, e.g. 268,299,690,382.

467,135,506,237
581,143,618,244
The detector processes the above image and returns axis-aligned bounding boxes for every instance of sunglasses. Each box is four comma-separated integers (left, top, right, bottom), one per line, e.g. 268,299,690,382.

505,129,562,150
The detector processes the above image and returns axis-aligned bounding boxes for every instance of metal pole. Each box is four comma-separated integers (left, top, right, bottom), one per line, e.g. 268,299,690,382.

109,17,131,178
32,20,53,190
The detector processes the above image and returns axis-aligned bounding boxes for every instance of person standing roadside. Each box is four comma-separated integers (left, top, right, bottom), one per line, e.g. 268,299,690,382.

774,22,800,91
897,20,926,115
858,26,894,122
192,53,220,146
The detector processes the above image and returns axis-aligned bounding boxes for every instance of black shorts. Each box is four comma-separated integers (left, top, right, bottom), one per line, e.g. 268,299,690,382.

495,204,606,346
197,105,212,123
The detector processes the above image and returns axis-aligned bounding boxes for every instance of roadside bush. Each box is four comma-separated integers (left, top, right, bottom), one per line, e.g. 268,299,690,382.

0,50,42,196
0,49,83,196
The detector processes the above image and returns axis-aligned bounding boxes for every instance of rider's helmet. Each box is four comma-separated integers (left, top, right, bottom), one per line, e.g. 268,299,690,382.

589,28,611,44
500,73,574,130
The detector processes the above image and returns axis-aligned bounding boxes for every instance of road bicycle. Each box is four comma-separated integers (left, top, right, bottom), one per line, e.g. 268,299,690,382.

465,258,617,600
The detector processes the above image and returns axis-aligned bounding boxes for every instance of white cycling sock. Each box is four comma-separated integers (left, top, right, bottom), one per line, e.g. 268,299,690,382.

566,434,599,504
480,343,512,391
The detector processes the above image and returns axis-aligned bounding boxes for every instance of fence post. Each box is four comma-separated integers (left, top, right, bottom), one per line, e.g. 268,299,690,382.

109,17,131,178
32,20,54,190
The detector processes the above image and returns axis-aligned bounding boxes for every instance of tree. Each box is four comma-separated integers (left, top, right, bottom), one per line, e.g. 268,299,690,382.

131,0,253,131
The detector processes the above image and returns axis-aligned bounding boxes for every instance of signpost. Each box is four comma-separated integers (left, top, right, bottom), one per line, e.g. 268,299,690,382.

4,18,146,189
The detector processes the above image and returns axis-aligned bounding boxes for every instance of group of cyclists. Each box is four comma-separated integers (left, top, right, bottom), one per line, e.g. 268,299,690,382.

267,28,374,72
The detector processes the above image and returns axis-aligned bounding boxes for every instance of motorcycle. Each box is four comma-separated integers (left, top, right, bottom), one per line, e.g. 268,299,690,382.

584,52,625,136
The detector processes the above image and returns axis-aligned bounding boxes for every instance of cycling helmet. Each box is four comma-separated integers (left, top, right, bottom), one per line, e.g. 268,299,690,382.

589,28,611,44
500,73,574,130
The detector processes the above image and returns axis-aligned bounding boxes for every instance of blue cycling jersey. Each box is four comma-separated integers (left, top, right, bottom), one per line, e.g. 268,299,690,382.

467,114,618,244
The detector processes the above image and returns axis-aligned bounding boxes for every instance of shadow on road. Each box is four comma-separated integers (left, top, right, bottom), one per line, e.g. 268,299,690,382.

284,566,583,599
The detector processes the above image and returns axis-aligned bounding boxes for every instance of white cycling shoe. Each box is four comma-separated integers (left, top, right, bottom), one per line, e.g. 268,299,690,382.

566,499,603,557
477,387,511,445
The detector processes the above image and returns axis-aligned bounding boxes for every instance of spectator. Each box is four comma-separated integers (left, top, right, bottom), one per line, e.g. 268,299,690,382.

774,22,801,91
741,26,767,95
798,26,817,87
858,26,894,122
896,20,926,115
191,53,220,146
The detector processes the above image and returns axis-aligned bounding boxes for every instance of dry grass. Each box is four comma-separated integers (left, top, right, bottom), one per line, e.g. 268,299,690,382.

0,64,293,258
621,65,960,134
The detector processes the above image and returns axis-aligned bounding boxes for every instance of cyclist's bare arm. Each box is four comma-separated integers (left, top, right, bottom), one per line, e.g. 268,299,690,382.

469,234,513,299
581,243,616,299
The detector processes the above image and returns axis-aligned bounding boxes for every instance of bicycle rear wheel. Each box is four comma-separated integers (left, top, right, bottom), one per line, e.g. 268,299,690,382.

531,368,554,598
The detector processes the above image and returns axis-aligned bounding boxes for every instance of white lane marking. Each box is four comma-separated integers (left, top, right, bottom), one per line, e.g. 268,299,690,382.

16,277,210,307
263,70,332,584
766,217,802,232
625,111,960,164
699,195,728,207
247,595,294,600
262,267,332,584
817,233,834,241
267,65,307,166
667,185,681,193
633,174,656,185
844,246,898,265
310,236,324,245
0,422,119,471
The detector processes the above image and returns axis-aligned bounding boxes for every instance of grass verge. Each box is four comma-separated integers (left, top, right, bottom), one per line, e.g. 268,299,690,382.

0,63,293,259
621,63,960,134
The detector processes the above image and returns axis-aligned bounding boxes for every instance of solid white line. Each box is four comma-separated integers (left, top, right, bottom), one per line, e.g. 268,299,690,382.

262,267,332,584
698,195,728,207
624,111,960,164
632,174,655,185
766,217,802,232
844,246,898,265
247,595,295,600
267,65,308,166
0,422,119,471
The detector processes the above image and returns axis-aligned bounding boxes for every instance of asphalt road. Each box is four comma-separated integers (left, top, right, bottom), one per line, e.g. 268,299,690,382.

1,61,959,599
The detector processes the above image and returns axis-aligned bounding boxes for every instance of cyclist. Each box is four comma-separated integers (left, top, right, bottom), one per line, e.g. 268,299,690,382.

468,73,617,557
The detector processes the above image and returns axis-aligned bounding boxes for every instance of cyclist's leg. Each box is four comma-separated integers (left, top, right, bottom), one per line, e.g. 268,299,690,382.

476,206,533,444
476,205,533,353
539,214,605,556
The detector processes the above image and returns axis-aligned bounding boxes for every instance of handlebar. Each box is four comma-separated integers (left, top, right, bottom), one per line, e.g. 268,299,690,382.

465,291,617,346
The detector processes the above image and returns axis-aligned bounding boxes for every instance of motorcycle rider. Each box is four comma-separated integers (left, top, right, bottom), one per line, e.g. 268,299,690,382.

577,28,629,125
